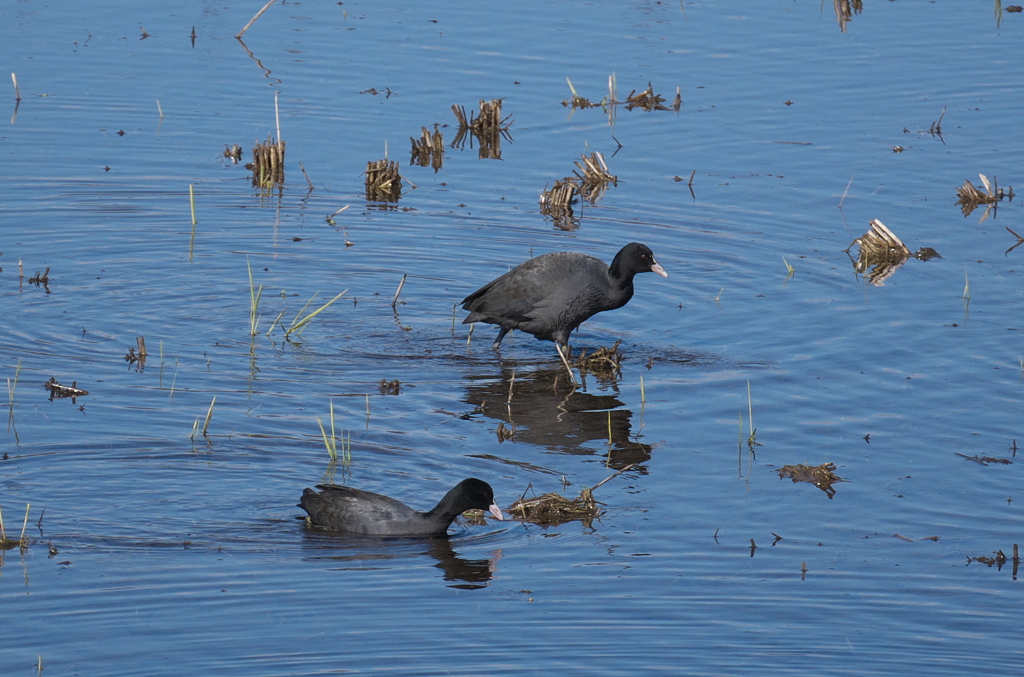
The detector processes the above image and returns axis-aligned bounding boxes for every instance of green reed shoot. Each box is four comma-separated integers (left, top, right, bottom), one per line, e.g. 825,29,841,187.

202,397,216,435
746,380,757,447
190,397,216,439
248,259,263,337
640,374,646,404
7,358,22,407
782,256,795,279
606,410,615,466
962,269,971,301
283,289,348,341
189,184,196,226
19,503,30,546
317,400,351,465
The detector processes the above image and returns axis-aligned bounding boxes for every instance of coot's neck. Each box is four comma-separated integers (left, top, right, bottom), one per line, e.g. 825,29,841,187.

608,255,637,292
424,485,469,525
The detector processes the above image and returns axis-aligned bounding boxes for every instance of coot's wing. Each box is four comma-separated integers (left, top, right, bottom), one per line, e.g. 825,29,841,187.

307,485,422,533
462,253,603,325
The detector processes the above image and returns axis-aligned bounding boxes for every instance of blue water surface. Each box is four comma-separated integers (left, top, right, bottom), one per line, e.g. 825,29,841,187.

1,1,1023,675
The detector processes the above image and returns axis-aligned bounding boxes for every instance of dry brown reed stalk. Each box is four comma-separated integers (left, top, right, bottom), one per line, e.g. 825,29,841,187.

364,158,402,202
250,134,286,187
237,0,277,38
299,162,314,191
410,125,444,171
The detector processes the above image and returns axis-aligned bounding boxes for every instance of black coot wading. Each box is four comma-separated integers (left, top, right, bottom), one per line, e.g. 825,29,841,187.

299,478,503,537
461,242,668,382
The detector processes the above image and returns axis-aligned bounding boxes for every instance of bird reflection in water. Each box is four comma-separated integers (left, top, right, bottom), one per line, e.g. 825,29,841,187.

301,532,503,590
463,366,652,469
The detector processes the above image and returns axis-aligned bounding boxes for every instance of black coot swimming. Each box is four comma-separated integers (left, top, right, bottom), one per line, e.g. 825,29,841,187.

298,478,503,537
461,242,668,381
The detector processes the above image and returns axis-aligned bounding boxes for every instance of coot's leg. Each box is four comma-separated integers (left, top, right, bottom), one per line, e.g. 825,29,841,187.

491,326,511,349
555,342,579,386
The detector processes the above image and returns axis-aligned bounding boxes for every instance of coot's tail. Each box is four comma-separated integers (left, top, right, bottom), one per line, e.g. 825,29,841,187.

298,487,325,517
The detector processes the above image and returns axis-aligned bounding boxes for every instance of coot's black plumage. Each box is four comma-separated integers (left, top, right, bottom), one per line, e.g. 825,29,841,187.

298,478,503,537
461,242,668,379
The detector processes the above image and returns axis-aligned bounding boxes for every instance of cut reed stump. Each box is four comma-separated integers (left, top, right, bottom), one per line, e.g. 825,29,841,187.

249,134,285,187
410,125,444,171
451,99,513,159
539,178,579,213
365,158,402,202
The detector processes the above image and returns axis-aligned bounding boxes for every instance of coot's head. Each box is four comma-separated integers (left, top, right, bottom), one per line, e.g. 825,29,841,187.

614,243,669,279
457,478,504,521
